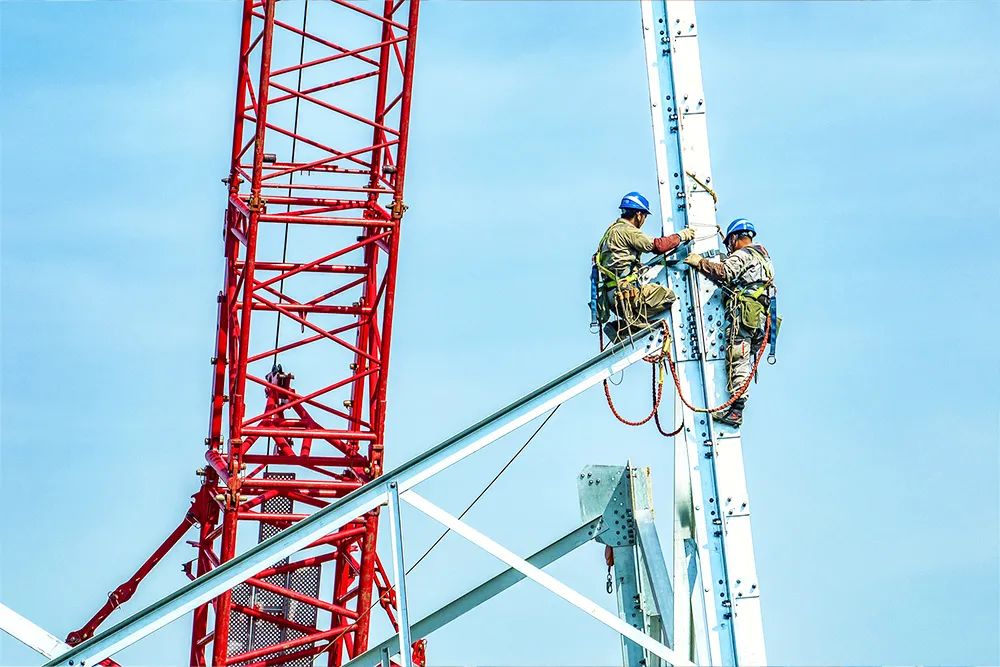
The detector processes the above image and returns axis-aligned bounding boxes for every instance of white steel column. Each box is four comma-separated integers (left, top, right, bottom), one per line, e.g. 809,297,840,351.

640,1,767,664
386,483,413,667
672,398,695,664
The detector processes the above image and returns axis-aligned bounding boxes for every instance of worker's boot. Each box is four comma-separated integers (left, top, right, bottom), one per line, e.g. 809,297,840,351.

602,321,618,341
603,320,635,343
712,399,744,427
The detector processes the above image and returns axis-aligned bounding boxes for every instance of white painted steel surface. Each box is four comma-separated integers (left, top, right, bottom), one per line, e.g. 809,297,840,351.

640,1,767,663
0,605,68,659
401,491,693,667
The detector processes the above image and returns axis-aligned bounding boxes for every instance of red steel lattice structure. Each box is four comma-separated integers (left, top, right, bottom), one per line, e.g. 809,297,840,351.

66,0,421,665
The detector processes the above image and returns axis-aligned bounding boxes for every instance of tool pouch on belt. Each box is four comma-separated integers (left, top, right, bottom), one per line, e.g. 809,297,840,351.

615,283,642,309
736,294,767,331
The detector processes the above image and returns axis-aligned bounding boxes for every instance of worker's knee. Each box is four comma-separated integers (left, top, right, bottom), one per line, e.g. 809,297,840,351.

727,340,752,391
642,284,677,310
727,339,751,366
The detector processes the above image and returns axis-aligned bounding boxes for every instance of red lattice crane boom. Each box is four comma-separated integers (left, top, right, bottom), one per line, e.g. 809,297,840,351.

66,1,421,665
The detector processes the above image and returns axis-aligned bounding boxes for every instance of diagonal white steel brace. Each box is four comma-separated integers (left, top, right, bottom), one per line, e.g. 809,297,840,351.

0,604,70,660
345,517,603,667
635,508,674,628
47,328,667,667
401,491,694,667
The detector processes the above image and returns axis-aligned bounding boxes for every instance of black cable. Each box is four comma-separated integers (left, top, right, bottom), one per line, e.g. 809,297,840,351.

265,0,309,459
271,0,309,367
406,405,560,574
652,361,684,437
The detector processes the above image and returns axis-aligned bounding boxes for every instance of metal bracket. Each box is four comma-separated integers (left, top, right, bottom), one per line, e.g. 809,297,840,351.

580,465,677,666
577,465,634,547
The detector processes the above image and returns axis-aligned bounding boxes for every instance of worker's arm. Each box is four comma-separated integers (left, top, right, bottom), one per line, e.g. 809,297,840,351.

652,233,682,254
619,224,691,256
686,248,752,283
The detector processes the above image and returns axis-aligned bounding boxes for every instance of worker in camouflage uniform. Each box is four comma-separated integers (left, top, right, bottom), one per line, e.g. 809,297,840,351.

685,218,775,427
595,191,696,340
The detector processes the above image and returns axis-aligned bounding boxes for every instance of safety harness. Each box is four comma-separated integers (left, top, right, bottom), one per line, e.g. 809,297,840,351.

726,245,780,363
589,220,644,330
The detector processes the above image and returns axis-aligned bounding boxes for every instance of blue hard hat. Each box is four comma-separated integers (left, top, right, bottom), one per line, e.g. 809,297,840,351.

619,191,652,214
725,217,756,240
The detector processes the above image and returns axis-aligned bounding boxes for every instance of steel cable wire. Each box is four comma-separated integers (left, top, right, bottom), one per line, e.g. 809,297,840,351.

406,405,560,574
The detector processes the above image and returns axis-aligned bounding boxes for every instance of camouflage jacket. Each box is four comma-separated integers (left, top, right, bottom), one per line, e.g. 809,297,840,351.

698,244,774,292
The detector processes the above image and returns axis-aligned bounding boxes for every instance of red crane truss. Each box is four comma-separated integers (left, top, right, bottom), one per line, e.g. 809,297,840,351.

66,1,421,665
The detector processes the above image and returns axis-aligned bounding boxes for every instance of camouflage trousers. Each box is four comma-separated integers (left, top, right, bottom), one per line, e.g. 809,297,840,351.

727,324,764,409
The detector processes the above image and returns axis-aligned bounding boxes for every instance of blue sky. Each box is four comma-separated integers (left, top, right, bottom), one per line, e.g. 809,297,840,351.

2,1,998,666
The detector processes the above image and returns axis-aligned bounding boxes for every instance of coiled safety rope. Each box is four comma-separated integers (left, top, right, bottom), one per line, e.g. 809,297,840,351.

663,314,771,414
599,320,681,434
600,313,770,429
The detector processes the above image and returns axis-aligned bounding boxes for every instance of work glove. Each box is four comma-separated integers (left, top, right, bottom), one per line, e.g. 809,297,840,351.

677,227,696,242
684,252,703,267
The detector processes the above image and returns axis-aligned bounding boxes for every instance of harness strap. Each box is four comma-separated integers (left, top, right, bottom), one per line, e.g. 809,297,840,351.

718,245,775,339
594,221,636,287
741,284,769,303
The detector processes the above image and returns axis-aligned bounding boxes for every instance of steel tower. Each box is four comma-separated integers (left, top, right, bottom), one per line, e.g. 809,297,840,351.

66,1,421,665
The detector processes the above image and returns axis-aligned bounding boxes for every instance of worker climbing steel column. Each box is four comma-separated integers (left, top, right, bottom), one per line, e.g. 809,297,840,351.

593,191,695,341
684,218,776,427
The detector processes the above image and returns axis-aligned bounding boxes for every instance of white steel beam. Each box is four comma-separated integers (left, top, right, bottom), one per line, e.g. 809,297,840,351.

400,490,693,667
47,329,667,667
0,604,69,660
